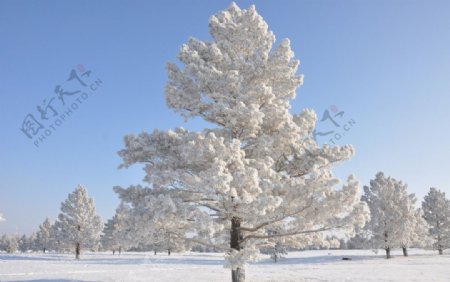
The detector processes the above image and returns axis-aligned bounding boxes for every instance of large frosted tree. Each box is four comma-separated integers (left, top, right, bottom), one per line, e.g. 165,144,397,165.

117,3,368,281
55,185,103,259
422,187,450,255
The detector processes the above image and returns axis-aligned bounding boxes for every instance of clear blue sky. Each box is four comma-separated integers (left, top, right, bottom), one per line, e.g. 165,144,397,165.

1,0,450,235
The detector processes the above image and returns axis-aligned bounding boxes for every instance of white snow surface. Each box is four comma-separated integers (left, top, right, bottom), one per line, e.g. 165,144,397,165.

0,249,449,281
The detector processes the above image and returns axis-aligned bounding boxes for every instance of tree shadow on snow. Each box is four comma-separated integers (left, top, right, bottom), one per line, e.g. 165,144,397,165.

74,256,224,266
0,254,68,261
256,254,380,265
8,280,97,282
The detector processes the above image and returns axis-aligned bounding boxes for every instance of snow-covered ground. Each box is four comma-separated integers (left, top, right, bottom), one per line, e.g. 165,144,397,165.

0,249,449,281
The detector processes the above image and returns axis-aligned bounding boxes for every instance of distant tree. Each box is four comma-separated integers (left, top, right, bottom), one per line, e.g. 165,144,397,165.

422,188,450,255
101,218,117,254
0,234,7,252
346,225,372,250
28,233,38,252
101,203,130,255
36,218,53,253
362,172,418,258
266,240,288,263
114,186,189,256
1,235,19,253
410,209,432,248
397,195,430,256
55,185,103,259
18,234,29,252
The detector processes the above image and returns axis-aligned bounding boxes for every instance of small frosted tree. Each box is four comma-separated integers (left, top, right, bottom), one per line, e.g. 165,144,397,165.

362,172,418,258
101,218,117,254
36,218,53,253
410,209,432,249
18,234,29,252
101,203,130,255
1,235,19,253
422,188,450,255
117,3,368,281
396,195,429,256
55,185,103,259
114,186,189,256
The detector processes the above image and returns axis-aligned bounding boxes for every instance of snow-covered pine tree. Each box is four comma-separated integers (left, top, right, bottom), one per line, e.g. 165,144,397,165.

422,187,450,255
55,185,103,259
29,233,38,252
114,186,188,256
111,203,132,255
396,194,426,256
410,208,432,249
101,218,117,254
1,235,19,253
362,172,418,258
101,203,130,255
18,234,29,252
0,234,6,252
117,3,369,281
36,218,53,253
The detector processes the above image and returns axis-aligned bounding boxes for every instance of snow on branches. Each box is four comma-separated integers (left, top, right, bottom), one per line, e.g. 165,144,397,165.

116,3,369,280
55,185,103,259
422,187,450,254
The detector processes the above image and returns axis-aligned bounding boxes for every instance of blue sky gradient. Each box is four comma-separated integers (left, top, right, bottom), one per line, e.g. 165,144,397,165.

1,0,450,234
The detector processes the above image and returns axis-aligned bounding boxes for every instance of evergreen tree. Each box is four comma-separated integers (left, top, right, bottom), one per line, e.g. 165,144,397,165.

422,187,450,255
362,172,418,258
116,3,368,281
36,218,53,253
55,185,103,259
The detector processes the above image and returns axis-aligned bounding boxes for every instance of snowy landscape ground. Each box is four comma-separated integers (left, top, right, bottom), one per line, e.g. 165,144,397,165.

1,249,449,282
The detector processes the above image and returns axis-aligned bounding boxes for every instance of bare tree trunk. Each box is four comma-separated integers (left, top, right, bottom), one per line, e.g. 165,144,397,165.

231,217,245,282
154,249,157,255
113,249,115,255
168,233,171,256
119,246,122,255
75,242,80,259
43,248,46,254
439,247,443,255
402,247,408,256
384,231,391,259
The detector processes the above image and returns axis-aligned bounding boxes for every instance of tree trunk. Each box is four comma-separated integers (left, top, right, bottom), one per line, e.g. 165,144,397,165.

119,246,122,255
75,242,80,259
385,248,391,259
113,249,115,255
230,217,245,282
168,248,171,256
43,247,46,254
439,248,443,255
384,231,391,259
402,247,408,256
154,249,157,255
